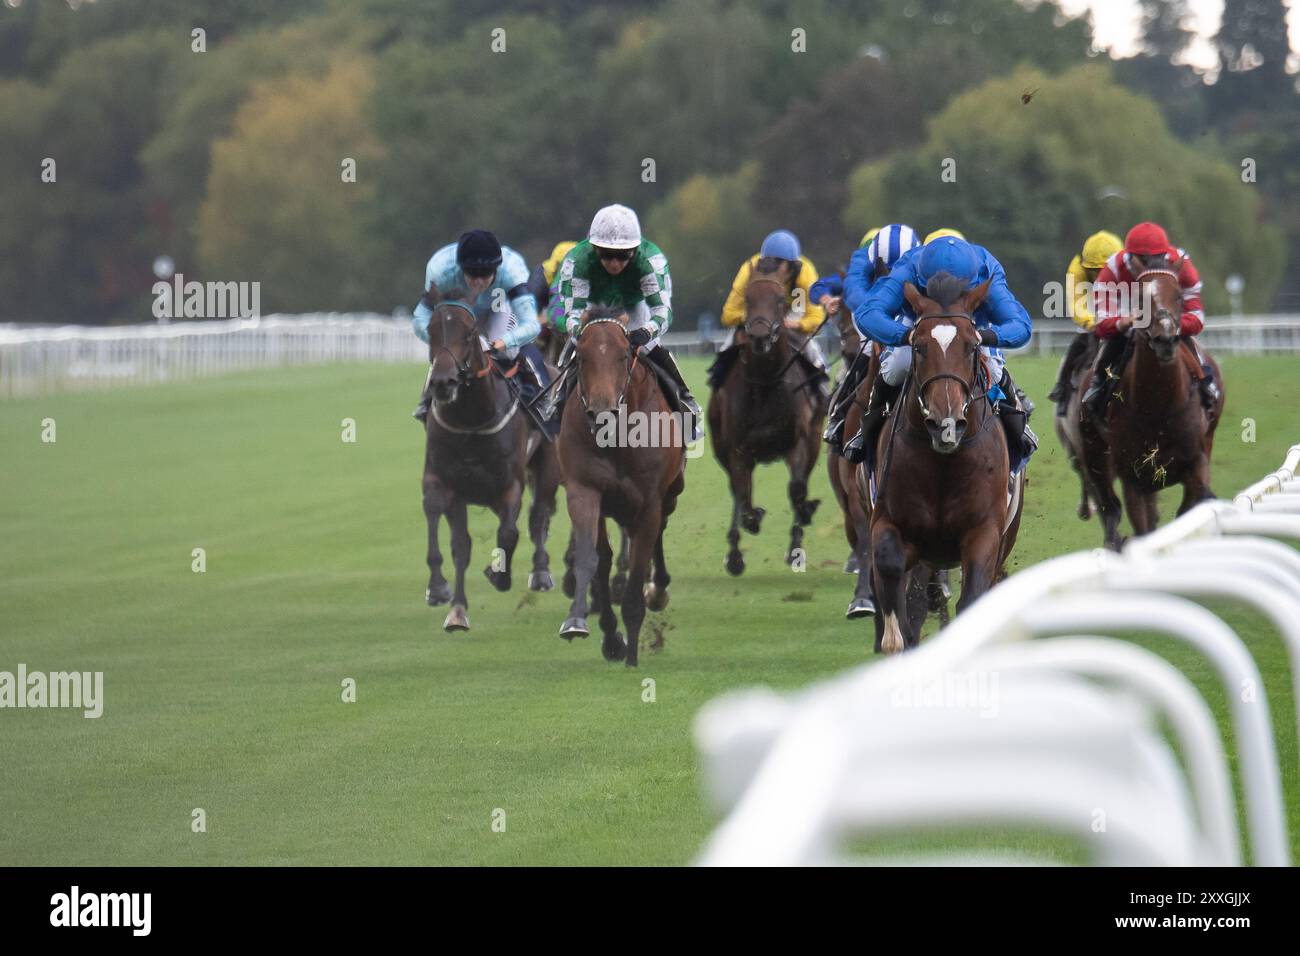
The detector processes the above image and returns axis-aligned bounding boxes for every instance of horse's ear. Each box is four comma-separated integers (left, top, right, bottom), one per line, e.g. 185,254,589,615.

964,277,993,312
1172,252,1187,274
872,257,890,281
788,258,803,284
618,311,630,327
903,281,925,314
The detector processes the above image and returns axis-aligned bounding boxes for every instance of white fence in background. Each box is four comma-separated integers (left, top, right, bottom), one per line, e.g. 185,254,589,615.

3,312,1300,398
696,444,1300,866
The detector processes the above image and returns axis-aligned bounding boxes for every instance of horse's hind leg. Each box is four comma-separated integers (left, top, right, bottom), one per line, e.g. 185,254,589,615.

845,470,875,619
444,498,472,632
422,472,452,607
1122,481,1158,536
526,447,560,591
562,533,576,598
785,433,821,565
1177,454,1216,516
871,521,912,655
611,529,630,602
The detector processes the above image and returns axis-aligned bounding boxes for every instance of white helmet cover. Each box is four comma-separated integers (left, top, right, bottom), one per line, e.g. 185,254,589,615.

588,204,642,250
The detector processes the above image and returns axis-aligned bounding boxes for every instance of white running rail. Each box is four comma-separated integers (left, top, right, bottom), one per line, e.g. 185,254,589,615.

696,443,1300,866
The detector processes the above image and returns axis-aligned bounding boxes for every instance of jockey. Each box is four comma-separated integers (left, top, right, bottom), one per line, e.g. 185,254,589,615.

1047,230,1122,417
410,229,553,434
1082,221,1217,418
551,203,702,440
843,235,1037,474
706,229,829,396
823,223,921,455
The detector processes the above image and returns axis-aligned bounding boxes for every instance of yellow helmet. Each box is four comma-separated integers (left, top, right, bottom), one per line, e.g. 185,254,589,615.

857,226,881,249
1081,230,1122,271
542,241,579,284
924,227,965,244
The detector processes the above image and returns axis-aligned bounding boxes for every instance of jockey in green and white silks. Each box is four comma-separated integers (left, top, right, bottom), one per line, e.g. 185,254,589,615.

410,229,553,434
550,204,702,441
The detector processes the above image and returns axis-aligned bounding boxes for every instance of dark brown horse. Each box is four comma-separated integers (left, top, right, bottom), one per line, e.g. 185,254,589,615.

708,258,828,575
421,293,561,631
556,307,686,667
867,275,1023,653
1075,267,1223,550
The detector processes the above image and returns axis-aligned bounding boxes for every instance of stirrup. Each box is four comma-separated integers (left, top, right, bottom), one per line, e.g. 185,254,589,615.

412,400,430,424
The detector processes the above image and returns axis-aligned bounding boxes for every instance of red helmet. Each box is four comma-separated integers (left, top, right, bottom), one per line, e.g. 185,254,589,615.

1125,222,1171,257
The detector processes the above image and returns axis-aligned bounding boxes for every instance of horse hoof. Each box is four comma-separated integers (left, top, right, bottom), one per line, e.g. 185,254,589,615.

725,552,745,577
602,632,627,662
562,571,576,599
741,507,765,535
484,566,511,592
426,583,451,606
529,570,553,592
443,606,470,632
610,572,628,603
644,583,669,612
846,598,876,619
844,553,860,574
559,617,589,640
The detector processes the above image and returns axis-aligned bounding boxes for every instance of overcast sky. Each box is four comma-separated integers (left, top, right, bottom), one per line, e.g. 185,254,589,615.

1058,0,1299,70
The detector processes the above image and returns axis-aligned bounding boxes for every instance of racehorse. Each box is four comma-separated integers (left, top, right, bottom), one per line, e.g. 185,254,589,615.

867,274,1023,654
1073,265,1223,550
556,307,686,667
421,291,561,632
707,257,827,575
1053,334,1101,520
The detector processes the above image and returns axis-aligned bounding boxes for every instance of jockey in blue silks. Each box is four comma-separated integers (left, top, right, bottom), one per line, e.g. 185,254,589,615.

410,229,554,436
822,223,920,456
842,235,1037,474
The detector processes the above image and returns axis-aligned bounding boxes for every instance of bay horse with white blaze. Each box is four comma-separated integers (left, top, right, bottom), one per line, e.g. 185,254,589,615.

557,307,686,667
421,292,561,632
868,274,1023,654
708,257,827,575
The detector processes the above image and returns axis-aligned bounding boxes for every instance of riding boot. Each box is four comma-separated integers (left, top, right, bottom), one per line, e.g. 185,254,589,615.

1082,334,1125,421
536,338,575,424
412,367,433,424
824,350,869,449
842,377,900,465
1183,337,1221,409
996,368,1038,474
645,345,703,442
515,343,559,439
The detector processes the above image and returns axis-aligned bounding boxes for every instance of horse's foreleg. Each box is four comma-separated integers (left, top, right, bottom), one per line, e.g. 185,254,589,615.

725,452,757,576
444,498,472,632
611,528,630,603
955,525,1001,620
594,519,623,661
1177,454,1216,516
1081,426,1123,550
560,487,600,643
1122,482,1157,536
871,521,912,655
526,447,560,592
644,525,671,612
620,506,661,668
422,472,451,607
485,479,523,593
784,437,821,565
845,465,875,618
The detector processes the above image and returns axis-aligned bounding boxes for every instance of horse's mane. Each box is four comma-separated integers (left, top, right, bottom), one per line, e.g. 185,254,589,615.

924,271,966,309
753,256,785,276
583,305,625,324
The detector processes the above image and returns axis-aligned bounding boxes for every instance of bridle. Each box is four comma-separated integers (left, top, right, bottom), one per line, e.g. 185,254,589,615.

742,275,789,350
575,316,639,421
908,311,991,422
1133,269,1181,340
429,301,492,387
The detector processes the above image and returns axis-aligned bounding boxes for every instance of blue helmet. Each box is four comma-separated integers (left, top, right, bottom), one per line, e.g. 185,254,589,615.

759,229,801,261
917,236,980,289
865,223,920,269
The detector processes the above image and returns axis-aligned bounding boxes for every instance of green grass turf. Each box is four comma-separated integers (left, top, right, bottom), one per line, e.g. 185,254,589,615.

0,354,1296,865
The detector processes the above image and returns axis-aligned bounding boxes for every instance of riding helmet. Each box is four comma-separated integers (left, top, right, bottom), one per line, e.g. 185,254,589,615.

588,204,642,250
917,236,980,288
1124,222,1171,257
759,229,801,261
456,229,503,270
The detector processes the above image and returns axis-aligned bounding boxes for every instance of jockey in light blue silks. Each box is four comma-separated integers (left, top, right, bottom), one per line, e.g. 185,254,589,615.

410,229,553,435
822,223,921,456
842,235,1038,474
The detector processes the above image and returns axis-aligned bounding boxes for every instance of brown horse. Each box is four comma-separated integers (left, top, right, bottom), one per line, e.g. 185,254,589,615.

708,258,827,575
556,307,686,667
867,275,1023,654
421,293,561,631
1075,267,1223,550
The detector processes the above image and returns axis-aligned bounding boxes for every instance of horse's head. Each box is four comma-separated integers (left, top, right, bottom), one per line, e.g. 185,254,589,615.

903,272,992,454
425,288,484,404
743,256,798,356
575,306,634,428
1135,260,1184,365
